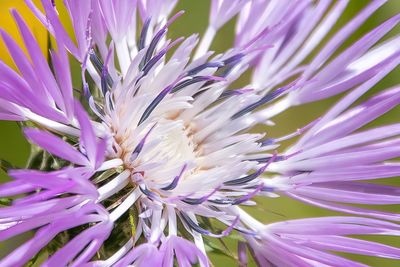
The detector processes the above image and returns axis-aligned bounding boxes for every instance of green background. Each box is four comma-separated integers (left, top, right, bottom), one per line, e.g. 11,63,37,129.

1,1,400,266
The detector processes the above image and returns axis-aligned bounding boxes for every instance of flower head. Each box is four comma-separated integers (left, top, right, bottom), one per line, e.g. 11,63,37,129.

1,0,400,266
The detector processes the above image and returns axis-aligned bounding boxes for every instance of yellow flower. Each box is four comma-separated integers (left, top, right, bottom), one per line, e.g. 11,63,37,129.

0,0,47,68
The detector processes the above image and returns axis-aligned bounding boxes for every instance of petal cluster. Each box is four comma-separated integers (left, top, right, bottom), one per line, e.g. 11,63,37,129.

0,0,399,266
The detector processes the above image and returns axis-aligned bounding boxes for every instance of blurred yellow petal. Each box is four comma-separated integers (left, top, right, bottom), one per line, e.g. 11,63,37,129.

0,0,47,68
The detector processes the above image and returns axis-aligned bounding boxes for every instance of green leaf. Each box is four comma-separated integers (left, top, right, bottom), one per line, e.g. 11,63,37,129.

204,238,237,260
226,233,246,242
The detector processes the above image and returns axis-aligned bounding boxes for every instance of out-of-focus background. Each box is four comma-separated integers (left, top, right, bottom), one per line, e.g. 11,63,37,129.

0,1,399,266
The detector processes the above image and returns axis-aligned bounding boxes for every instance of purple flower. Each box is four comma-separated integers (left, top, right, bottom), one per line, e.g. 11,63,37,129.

103,235,207,266
0,102,119,266
241,213,400,266
1,0,400,266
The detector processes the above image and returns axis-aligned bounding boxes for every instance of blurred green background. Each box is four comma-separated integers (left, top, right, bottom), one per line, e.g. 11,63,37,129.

0,0,400,266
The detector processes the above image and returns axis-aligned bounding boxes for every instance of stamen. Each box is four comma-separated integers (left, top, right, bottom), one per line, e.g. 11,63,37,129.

161,164,187,191
232,184,263,205
231,82,294,119
186,61,224,76
141,37,184,76
89,50,103,75
218,54,244,78
109,188,141,222
139,185,162,202
251,155,285,163
97,170,131,201
180,212,239,238
260,138,275,146
141,11,185,68
137,84,175,125
234,226,258,237
139,18,151,51
100,44,115,95
181,186,220,205
209,184,264,205
130,123,157,161
89,50,113,95
81,50,92,99
224,153,277,186
218,88,254,100
171,76,225,93
223,53,244,65
104,239,133,266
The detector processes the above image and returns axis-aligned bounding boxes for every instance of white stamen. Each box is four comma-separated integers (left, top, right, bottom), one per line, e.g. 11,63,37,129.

192,230,207,267
116,37,132,76
98,170,131,201
103,239,133,267
25,112,79,136
230,206,263,231
86,61,102,89
149,209,162,243
167,205,177,236
97,159,124,171
110,188,141,222
194,27,216,60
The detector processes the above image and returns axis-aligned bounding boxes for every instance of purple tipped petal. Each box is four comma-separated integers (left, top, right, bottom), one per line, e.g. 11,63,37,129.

287,193,400,222
99,0,137,41
24,128,90,166
114,243,163,267
162,236,209,267
161,164,187,191
75,101,101,167
246,215,400,267
12,10,66,112
0,203,107,267
44,220,113,267
1,1,400,266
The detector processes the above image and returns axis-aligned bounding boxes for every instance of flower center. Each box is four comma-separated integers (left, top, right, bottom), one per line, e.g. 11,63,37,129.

135,119,197,167
112,116,200,187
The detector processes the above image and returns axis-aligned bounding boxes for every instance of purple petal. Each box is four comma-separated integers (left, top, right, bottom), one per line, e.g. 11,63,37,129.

0,206,103,266
12,10,66,112
297,235,400,259
44,221,113,266
114,243,163,267
24,128,90,166
287,193,400,222
75,101,100,167
293,182,400,205
162,235,209,267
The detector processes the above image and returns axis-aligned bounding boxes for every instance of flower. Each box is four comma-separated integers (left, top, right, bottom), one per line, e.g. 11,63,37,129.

1,0,400,266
